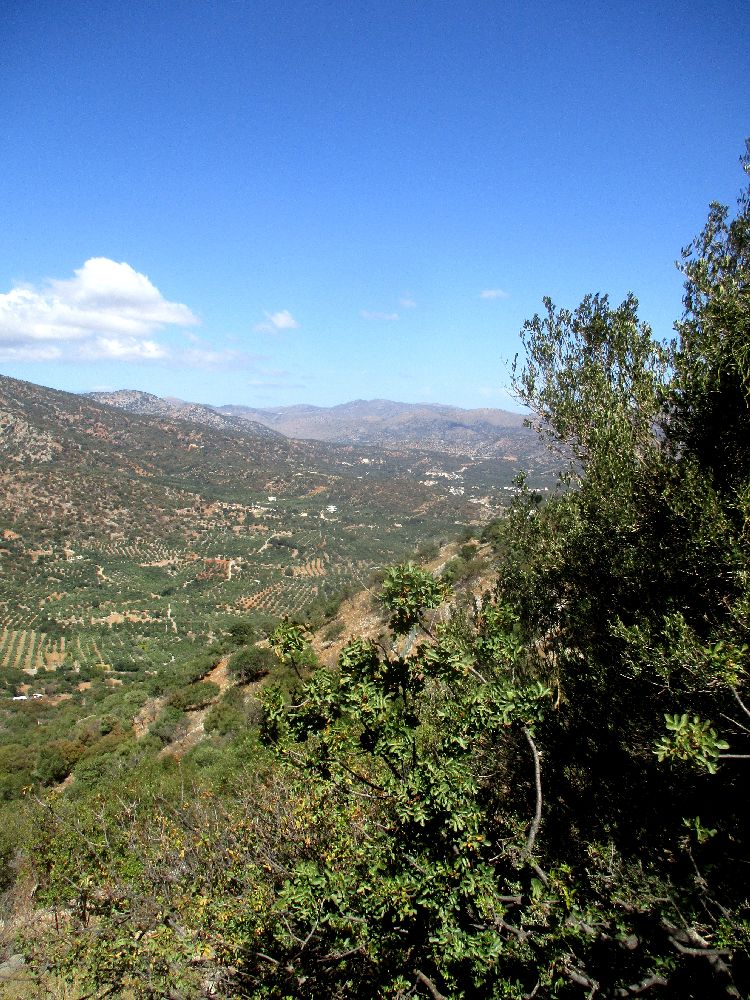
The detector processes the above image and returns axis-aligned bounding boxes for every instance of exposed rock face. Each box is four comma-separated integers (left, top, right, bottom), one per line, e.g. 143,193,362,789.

0,953,26,981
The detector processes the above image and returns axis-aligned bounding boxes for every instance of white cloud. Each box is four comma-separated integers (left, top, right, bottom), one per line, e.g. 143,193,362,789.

360,310,400,322
0,258,198,362
80,337,169,361
0,343,63,362
399,296,417,308
182,347,259,368
253,309,300,333
480,288,509,300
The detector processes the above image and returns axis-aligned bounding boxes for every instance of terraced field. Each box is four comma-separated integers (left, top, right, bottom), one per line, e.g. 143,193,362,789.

0,628,65,673
0,487,473,692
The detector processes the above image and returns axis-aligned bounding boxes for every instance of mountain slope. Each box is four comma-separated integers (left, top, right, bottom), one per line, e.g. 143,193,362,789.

86,388,283,439
2,376,502,547
0,373,555,711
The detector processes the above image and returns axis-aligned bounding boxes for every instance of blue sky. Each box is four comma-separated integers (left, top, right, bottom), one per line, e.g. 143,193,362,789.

1,0,748,410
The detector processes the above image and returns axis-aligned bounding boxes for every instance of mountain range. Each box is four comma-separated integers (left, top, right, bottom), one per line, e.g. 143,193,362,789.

87,390,535,460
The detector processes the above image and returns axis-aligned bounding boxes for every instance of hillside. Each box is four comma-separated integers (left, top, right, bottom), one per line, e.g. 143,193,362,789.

0,373,551,806
86,388,283,439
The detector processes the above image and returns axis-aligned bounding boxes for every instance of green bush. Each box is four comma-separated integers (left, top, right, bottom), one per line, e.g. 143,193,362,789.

0,744,35,800
34,744,77,786
228,645,277,684
204,689,258,737
149,705,188,745
441,553,484,586
168,681,220,712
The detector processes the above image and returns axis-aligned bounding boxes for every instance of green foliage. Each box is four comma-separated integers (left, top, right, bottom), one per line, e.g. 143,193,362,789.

178,649,223,684
270,617,318,679
303,581,358,627
0,743,35,800
480,517,505,551
204,688,258,737
0,799,32,894
654,713,729,774
252,587,555,997
513,291,672,477
671,141,750,499
270,618,309,660
441,550,484,587
380,561,451,634
494,151,750,995
149,705,188,745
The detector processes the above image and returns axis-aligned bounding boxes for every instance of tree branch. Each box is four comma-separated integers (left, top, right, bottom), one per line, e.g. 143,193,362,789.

566,964,599,995
613,975,668,996
254,952,280,966
523,726,548,885
466,663,488,684
318,943,364,963
730,686,750,722
523,727,543,854
415,969,449,1000
669,940,732,957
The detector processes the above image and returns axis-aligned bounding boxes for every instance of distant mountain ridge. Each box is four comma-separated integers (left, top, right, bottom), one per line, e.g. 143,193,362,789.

216,398,532,459
80,390,535,459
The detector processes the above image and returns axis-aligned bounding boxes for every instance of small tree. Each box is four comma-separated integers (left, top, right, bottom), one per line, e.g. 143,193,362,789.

228,644,277,684
270,618,316,679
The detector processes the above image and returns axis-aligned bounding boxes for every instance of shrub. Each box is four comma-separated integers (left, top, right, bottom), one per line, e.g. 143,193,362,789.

229,645,277,684
168,681,220,712
149,705,188,745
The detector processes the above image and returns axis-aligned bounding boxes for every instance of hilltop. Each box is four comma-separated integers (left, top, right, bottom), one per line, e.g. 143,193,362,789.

86,388,283,439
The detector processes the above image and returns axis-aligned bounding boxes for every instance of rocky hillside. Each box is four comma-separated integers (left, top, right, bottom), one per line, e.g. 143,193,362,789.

86,389,282,439
3,376,510,548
